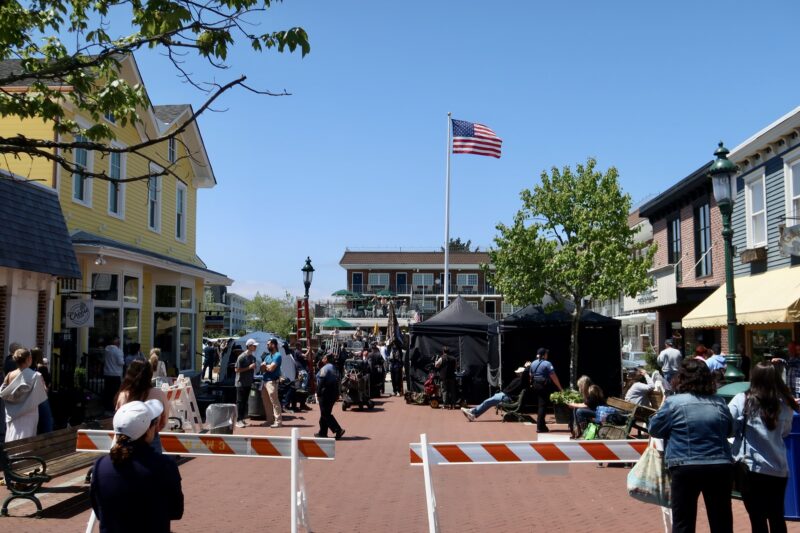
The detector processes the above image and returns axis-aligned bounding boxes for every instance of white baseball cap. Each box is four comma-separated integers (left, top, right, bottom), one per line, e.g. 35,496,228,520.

113,400,164,441
514,366,527,374
245,339,259,347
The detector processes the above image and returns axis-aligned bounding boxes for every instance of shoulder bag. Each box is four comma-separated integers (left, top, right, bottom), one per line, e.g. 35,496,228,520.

627,439,671,508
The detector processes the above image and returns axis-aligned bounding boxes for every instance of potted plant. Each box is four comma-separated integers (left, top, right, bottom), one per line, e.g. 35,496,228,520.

549,389,583,424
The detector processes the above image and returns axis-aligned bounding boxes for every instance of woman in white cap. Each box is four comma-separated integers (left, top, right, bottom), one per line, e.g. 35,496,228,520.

90,400,184,533
461,363,531,421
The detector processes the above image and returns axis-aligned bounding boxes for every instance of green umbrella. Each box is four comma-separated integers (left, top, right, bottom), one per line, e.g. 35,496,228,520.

716,381,750,401
332,289,354,297
321,317,354,328
376,289,395,297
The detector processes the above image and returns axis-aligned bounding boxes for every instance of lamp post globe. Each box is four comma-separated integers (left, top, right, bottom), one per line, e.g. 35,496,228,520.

301,257,314,299
708,142,743,381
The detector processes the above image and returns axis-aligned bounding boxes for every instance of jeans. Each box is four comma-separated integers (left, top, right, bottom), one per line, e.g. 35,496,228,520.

236,386,249,422
742,471,788,533
471,392,511,418
670,463,732,533
261,380,281,424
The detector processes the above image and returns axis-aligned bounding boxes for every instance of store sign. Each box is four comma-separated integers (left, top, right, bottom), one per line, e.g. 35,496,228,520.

623,265,678,312
65,299,94,328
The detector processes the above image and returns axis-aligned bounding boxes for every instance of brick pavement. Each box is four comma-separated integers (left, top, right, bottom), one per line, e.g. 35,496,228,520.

2,394,790,532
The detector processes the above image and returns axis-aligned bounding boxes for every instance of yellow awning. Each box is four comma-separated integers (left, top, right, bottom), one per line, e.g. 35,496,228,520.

682,267,800,328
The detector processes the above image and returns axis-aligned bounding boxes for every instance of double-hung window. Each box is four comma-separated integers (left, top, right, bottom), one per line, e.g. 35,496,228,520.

787,157,800,222
148,172,162,232
168,137,177,163
746,173,767,248
368,273,389,289
175,181,187,241
73,134,91,204
108,151,124,217
667,217,681,282
694,202,712,278
412,273,434,288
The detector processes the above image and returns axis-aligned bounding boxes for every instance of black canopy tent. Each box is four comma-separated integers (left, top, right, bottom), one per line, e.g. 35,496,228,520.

492,305,622,398
408,297,498,403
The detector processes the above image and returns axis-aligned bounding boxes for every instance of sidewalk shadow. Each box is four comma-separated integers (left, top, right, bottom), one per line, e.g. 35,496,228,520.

339,435,371,441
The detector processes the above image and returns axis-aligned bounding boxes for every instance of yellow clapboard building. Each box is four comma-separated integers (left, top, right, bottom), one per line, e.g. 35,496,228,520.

0,54,231,386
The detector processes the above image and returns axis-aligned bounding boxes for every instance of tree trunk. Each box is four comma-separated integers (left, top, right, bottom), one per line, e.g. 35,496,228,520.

569,301,581,389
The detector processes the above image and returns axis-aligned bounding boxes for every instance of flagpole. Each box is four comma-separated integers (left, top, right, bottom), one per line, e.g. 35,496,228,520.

444,112,452,309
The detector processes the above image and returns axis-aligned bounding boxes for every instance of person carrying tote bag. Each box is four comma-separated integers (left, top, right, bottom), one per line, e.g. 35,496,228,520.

729,362,799,533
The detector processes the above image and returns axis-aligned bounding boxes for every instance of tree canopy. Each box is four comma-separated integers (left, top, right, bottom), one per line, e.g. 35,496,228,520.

488,158,654,386
246,292,295,338
0,0,309,182
441,237,479,252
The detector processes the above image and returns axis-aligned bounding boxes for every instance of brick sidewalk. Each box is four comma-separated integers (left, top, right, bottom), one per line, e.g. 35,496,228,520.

1,394,788,532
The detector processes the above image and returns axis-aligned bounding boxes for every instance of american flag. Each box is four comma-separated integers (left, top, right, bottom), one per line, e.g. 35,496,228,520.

452,119,502,158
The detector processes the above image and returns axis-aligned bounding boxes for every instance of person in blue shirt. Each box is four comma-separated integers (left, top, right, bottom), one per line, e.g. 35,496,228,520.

729,362,799,533
90,400,183,533
314,354,345,440
529,348,563,433
260,338,283,428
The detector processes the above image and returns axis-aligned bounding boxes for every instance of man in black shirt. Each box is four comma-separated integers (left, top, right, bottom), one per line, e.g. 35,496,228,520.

461,364,530,421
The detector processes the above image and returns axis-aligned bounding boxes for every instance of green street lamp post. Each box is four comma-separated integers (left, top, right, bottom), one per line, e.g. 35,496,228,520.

708,142,744,381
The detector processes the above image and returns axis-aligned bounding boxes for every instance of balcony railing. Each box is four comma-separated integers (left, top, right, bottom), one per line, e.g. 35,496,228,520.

314,304,509,321
346,283,500,295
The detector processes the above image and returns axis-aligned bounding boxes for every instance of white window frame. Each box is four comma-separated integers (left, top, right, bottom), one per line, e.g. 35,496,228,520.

148,164,163,233
72,133,93,206
745,171,767,248
175,180,187,242
107,144,125,219
412,273,434,288
368,273,389,289
168,137,177,163
784,146,800,223
103,111,116,124
456,273,478,287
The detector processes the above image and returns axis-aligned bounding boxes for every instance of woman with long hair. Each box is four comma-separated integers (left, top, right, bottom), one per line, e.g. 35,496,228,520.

90,400,183,532
729,362,799,533
115,360,168,451
649,358,733,533
149,348,167,378
0,348,47,441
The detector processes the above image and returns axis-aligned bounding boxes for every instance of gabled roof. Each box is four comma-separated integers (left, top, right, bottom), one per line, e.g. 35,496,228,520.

0,57,216,188
153,105,191,124
0,174,81,278
340,250,491,267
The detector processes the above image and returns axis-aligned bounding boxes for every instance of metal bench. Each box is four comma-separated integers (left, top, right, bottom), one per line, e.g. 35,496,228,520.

1,420,111,517
495,388,534,423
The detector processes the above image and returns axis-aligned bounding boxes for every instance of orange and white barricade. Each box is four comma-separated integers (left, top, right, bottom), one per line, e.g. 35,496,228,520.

410,434,648,533
80,428,334,533
161,375,203,433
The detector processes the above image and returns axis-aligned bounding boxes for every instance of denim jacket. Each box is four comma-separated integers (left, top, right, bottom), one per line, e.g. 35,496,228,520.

648,393,733,468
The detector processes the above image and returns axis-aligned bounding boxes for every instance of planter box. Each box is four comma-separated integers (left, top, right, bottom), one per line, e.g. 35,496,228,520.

553,403,572,424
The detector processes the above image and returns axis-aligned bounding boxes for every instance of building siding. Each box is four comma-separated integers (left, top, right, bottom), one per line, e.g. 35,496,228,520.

732,155,790,277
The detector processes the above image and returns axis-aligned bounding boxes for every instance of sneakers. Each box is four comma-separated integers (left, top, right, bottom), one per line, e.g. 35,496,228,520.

270,422,282,428
235,421,246,428
461,407,475,422
335,429,346,440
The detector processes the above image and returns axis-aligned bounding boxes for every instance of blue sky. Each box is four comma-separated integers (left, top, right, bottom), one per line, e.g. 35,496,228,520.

132,1,800,300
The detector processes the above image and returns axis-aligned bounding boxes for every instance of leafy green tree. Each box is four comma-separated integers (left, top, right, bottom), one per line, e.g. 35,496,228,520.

488,158,654,387
0,0,309,182
246,291,296,338
441,237,478,252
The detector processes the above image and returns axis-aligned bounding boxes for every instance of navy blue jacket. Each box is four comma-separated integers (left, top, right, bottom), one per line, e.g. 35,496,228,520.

90,441,184,533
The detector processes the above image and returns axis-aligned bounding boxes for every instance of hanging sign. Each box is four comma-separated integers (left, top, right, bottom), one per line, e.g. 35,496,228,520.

65,298,94,328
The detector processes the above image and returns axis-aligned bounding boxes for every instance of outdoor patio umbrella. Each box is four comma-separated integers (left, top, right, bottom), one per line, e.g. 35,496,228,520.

376,289,395,297
321,317,354,329
331,289,354,297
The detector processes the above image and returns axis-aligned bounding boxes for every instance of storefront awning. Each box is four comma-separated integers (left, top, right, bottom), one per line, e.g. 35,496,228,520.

682,267,800,328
